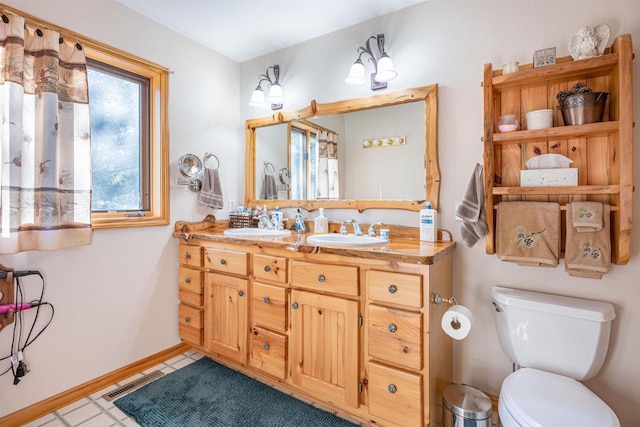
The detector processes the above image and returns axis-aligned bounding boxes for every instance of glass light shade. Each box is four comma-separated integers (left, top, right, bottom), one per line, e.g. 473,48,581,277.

268,83,284,104
249,86,265,107
345,59,366,86
375,54,397,82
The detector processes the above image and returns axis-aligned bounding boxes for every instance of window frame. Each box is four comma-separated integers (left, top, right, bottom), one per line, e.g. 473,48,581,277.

84,45,170,229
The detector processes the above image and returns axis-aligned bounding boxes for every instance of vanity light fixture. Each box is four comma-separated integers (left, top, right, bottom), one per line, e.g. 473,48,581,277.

362,136,406,148
249,64,284,110
345,34,398,90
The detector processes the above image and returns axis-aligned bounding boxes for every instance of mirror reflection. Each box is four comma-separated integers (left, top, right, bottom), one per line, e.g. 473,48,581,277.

256,102,426,201
246,85,439,212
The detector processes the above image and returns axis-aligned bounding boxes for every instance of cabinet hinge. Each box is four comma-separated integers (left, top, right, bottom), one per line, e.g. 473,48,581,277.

359,313,363,327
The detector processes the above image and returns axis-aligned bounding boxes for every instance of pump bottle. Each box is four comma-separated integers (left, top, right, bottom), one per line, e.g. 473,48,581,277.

419,202,438,242
314,208,328,234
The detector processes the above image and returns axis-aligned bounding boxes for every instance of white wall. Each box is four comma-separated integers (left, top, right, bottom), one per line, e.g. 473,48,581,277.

0,0,243,416
241,2,640,425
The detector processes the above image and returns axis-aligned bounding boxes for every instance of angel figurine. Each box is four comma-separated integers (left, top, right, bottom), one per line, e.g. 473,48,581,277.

569,24,611,60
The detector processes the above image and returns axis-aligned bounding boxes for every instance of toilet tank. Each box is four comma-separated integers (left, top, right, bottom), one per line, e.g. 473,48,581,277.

491,286,615,381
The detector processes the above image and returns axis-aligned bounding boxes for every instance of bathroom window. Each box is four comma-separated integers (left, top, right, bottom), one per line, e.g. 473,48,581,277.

289,122,319,200
85,46,169,229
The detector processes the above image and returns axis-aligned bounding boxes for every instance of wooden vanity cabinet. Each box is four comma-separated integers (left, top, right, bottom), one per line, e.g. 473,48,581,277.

177,244,204,347
249,254,289,379
176,239,453,427
203,248,249,364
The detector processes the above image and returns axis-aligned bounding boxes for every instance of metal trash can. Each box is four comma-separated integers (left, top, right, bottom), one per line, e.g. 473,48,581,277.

443,384,492,427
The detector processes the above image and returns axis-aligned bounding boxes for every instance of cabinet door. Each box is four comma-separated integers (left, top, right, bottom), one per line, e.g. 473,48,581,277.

205,272,248,363
289,289,359,408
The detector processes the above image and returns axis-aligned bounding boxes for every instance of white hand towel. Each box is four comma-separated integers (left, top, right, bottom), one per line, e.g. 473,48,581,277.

456,163,487,247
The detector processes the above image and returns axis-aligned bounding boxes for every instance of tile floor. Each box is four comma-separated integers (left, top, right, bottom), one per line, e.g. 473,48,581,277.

23,350,204,427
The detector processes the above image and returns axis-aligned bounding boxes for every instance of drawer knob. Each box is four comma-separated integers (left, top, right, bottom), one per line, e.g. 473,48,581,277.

388,324,397,333
263,296,270,304
292,302,299,310
263,343,270,350
317,274,325,282
264,265,271,272
184,317,191,323
185,278,191,284
185,252,191,260
388,384,397,394
220,259,226,265
388,284,397,294
238,290,244,297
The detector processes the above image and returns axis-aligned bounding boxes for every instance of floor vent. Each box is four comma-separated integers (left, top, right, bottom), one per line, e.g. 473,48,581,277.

101,370,165,401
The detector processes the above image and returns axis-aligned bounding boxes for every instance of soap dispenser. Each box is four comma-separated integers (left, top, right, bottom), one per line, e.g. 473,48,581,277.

314,208,328,234
294,208,306,233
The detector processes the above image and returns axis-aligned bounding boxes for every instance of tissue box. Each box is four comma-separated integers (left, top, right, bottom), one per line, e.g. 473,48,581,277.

520,168,578,187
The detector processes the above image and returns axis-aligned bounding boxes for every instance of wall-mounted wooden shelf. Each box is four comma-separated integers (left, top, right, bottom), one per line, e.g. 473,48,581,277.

482,34,633,264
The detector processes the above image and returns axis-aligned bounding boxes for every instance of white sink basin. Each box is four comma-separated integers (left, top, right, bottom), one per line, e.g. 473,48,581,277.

306,234,388,247
223,228,291,238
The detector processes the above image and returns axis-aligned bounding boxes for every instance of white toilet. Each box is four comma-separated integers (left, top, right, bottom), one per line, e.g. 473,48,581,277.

491,286,620,427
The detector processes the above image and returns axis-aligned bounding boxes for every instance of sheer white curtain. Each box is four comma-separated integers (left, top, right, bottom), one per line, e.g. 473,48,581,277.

316,131,340,199
0,14,92,253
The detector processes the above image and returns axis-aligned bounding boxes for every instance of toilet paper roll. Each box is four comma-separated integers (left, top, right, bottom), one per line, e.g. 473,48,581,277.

441,305,474,340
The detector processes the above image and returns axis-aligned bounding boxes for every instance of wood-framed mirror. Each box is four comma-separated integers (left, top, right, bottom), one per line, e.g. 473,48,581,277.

245,84,439,212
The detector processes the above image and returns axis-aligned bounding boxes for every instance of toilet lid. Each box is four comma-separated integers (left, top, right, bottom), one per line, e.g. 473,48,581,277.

501,368,619,427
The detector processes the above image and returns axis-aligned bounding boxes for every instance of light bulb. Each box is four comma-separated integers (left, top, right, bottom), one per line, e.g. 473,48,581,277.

249,86,265,107
375,54,397,82
345,59,366,86
268,83,283,104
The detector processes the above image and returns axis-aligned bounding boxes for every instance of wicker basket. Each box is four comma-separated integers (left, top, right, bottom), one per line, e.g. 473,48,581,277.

229,214,258,229
558,92,609,126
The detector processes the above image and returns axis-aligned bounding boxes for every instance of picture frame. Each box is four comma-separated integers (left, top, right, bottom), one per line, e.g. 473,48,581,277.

533,47,557,68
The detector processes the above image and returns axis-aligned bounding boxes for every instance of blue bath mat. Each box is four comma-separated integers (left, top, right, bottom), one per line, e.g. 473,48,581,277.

114,356,356,426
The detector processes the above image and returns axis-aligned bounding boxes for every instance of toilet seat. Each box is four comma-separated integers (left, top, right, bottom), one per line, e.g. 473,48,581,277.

500,368,619,427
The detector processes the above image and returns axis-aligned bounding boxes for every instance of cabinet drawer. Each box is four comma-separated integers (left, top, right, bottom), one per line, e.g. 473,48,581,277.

249,326,287,380
179,267,203,295
291,261,358,296
368,362,423,427
368,304,423,370
367,270,423,309
178,304,203,346
179,289,203,307
253,254,288,284
252,282,288,332
204,248,249,276
179,245,202,267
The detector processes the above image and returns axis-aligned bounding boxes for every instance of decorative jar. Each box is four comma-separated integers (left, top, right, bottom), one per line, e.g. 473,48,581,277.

498,114,519,133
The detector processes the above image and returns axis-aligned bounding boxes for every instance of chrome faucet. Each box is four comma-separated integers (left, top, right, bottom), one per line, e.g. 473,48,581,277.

255,208,275,230
346,219,363,236
368,222,383,237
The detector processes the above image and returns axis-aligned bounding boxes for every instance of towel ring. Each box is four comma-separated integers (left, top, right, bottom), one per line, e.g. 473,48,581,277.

263,161,276,175
204,152,220,169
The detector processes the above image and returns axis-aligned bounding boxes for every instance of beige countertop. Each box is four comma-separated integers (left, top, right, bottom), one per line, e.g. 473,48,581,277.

174,217,455,265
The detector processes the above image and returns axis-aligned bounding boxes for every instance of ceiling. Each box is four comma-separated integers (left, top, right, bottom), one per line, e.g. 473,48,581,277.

117,0,426,62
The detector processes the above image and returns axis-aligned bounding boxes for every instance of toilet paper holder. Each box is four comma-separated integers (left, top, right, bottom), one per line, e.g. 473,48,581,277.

431,292,458,306
432,293,463,331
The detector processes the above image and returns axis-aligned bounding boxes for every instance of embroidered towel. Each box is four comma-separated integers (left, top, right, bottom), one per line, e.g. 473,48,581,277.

496,201,560,267
565,203,611,279
260,173,278,200
456,163,487,247
571,201,603,232
198,168,224,209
